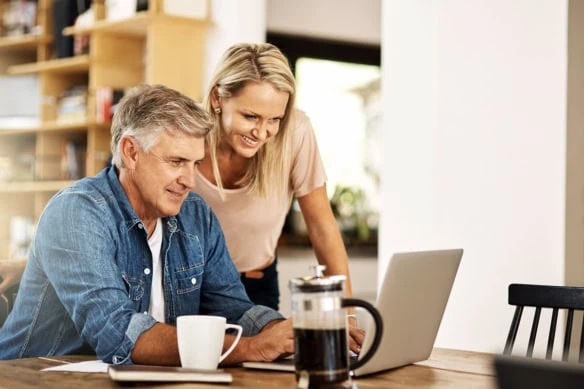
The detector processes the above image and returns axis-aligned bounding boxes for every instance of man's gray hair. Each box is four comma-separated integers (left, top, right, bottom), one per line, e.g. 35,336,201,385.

110,84,213,168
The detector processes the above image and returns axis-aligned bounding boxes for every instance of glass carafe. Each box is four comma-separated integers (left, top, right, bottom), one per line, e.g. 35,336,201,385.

290,265,383,388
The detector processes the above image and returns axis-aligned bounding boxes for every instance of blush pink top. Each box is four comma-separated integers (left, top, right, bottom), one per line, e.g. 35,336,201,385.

193,110,327,272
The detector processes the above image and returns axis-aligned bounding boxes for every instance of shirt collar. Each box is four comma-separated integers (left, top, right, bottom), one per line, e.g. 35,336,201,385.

104,166,178,232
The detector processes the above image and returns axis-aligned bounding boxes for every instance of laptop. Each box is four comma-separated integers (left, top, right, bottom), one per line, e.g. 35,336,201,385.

494,355,584,389
243,249,463,376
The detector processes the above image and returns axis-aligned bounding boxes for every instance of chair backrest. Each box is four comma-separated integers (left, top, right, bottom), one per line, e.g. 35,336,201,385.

504,283,584,362
0,294,10,328
0,282,19,328
494,355,584,389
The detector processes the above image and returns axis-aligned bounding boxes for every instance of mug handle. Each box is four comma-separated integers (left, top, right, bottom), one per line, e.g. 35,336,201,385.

341,298,384,371
219,324,243,363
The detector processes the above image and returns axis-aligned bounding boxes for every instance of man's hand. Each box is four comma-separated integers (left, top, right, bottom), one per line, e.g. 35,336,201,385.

222,318,294,364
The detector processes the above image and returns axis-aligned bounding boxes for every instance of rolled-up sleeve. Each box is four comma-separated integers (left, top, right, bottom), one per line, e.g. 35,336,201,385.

237,306,285,336
110,313,158,364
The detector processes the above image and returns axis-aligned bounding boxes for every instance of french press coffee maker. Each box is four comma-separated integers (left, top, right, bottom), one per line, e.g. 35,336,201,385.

289,265,383,388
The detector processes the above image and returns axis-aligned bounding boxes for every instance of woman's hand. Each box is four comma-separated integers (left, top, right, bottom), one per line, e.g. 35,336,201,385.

348,317,366,354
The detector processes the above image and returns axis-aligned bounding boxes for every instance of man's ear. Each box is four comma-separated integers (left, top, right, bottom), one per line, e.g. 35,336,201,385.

119,136,140,169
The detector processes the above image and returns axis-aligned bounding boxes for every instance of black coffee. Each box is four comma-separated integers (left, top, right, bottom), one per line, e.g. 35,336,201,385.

294,328,349,387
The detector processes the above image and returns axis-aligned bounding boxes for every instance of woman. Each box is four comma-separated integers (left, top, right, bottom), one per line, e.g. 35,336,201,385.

195,43,353,310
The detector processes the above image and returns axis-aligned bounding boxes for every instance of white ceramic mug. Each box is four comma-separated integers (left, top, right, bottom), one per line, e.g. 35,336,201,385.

177,315,243,370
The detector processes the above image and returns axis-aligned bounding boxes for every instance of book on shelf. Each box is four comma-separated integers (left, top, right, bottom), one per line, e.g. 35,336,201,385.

107,364,232,383
1,0,37,37
96,87,126,123
56,85,88,124
60,140,86,180
10,146,36,182
52,0,91,58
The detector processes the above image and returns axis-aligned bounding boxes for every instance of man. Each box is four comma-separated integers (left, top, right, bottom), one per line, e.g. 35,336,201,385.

0,85,293,365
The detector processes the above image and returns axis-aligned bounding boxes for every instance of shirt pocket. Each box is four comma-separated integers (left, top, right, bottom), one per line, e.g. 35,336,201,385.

121,273,144,301
175,265,204,295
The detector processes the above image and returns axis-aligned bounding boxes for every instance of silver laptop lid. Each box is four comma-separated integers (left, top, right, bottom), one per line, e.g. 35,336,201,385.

354,249,463,376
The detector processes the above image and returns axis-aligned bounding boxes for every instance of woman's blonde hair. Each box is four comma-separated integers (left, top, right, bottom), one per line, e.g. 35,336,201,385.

203,43,296,198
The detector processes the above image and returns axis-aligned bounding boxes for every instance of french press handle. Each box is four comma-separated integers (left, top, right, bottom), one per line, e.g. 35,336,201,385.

341,298,383,371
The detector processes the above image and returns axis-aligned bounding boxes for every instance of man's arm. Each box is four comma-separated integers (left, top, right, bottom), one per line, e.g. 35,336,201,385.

131,323,180,365
37,192,157,364
131,319,294,365
222,318,294,364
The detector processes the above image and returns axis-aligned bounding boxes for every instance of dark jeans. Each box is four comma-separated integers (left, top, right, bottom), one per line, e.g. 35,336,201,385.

240,257,280,311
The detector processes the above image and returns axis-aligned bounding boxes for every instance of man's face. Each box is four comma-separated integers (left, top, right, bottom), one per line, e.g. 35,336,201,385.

130,131,205,220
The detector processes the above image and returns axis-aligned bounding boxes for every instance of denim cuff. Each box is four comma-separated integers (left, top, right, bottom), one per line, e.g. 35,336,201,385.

111,312,158,365
238,305,285,336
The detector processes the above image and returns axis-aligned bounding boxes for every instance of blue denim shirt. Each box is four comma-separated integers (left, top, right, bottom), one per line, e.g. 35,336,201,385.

0,167,282,364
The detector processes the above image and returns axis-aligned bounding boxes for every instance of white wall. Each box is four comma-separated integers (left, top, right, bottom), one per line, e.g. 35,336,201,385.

267,0,381,44
205,0,381,96
381,0,568,353
203,0,267,96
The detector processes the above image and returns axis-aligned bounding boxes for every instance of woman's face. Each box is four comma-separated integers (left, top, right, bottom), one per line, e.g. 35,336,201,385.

216,81,289,159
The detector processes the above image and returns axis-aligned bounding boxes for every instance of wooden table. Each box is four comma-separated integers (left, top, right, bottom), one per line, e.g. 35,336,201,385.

0,348,497,389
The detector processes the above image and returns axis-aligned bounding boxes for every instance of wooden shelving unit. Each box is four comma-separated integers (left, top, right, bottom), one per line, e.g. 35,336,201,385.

0,0,208,258
8,55,91,75
63,12,152,37
62,11,208,37
0,34,52,54
0,181,74,193
0,120,106,136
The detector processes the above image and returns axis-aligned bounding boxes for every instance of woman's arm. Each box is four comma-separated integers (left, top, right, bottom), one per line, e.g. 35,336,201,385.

297,185,353,297
298,186,367,352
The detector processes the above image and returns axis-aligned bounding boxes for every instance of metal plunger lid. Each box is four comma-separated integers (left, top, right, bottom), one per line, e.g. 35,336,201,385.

289,265,346,293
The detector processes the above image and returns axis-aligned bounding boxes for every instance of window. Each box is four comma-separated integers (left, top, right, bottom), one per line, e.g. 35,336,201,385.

269,33,381,247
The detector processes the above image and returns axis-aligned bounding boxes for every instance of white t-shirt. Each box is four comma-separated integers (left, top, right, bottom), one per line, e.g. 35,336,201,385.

147,218,165,323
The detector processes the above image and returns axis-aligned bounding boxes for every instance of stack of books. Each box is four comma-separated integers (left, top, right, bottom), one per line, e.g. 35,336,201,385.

56,85,88,123
96,87,126,123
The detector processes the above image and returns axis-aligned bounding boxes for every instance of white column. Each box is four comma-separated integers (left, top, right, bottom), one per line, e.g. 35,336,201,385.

381,0,569,353
203,0,267,97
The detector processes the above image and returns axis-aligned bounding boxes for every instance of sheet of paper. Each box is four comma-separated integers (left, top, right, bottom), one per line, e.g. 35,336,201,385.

41,360,109,373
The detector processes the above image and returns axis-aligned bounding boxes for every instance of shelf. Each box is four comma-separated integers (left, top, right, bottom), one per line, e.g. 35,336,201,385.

0,34,51,54
63,12,151,37
0,180,74,193
62,12,208,38
0,120,108,136
7,55,90,75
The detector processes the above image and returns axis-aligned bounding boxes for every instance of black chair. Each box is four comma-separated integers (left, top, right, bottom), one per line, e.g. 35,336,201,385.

0,282,19,328
503,283,584,362
494,355,584,389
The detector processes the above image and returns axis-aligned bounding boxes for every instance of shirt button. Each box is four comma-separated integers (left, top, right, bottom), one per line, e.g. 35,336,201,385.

144,268,151,275
191,278,197,285
138,223,144,229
